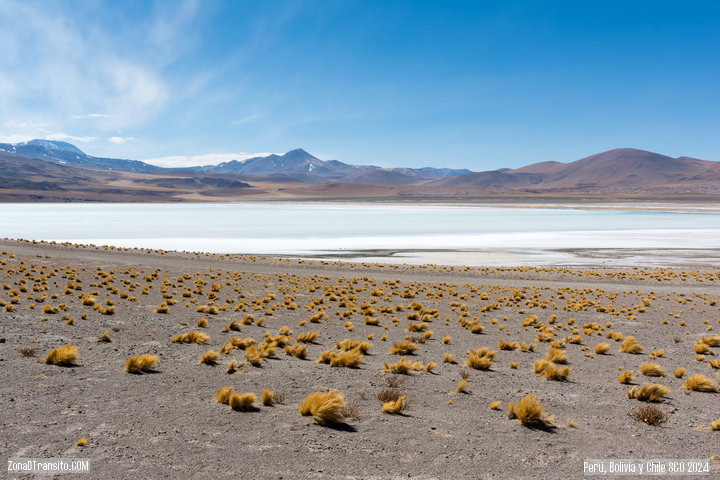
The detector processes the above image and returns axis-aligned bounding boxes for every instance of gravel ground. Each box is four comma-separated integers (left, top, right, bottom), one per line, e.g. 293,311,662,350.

1,239,719,479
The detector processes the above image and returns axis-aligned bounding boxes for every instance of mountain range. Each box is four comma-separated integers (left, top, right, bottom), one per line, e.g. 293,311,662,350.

1,139,719,202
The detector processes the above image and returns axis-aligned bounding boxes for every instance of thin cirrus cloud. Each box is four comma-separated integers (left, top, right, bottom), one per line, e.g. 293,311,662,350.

108,136,136,145
71,113,112,120
142,152,275,169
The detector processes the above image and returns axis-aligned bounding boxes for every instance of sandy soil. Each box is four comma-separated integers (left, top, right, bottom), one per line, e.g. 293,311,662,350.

1,239,719,479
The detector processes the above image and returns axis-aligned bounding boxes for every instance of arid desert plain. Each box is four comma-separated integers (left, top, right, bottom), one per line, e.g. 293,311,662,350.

1,238,719,479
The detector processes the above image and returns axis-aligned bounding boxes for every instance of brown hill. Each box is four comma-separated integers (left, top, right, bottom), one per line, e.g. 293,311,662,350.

431,148,720,190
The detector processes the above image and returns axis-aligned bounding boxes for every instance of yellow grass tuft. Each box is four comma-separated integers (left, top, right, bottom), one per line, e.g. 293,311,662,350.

594,342,610,354
681,374,719,392
508,394,554,428
381,395,407,414
534,360,570,381
639,362,666,377
694,342,711,355
261,388,275,406
296,331,319,343
45,344,78,366
245,345,263,366
170,331,209,344
382,357,422,374
214,386,233,404
701,336,720,347
196,317,208,328
124,354,158,373
76,438,87,447
626,384,670,402
454,379,469,394
425,361,437,373
619,336,643,354
673,368,685,378
200,350,219,365
509,361,519,369
443,352,457,364
465,350,494,370
389,339,418,355
97,331,111,343
229,392,256,411
710,418,720,431
544,348,567,364
442,335,451,344
498,341,519,351
298,390,346,425
284,343,308,359
330,348,364,368
708,359,720,369
617,370,635,384
489,401,502,410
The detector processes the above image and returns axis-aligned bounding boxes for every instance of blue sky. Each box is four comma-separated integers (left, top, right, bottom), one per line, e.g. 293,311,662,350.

0,0,718,169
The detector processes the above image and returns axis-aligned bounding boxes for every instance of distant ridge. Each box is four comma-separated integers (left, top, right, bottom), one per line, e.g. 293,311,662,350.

0,139,162,173
2,141,720,202
429,148,720,189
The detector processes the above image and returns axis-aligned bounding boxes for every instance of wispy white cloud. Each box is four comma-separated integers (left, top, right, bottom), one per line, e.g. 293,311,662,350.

108,136,136,144
71,113,112,119
0,0,197,136
143,152,274,168
0,120,96,144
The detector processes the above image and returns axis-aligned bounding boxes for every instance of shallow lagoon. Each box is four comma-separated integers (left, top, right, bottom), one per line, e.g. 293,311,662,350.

2,203,719,266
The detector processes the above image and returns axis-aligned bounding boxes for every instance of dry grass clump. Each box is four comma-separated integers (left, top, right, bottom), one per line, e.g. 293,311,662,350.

639,362,666,377
45,344,78,366
489,401,502,410
245,345,263,366
214,386,234,404
170,331,209,344
534,359,570,381
18,346,41,357
97,331,111,343
425,361,437,373
710,418,720,431
629,405,668,426
296,331,319,343
196,317,208,328
384,375,407,388
442,336,451,344
626,384,670,402
701,336,720,347
382,357,422,374
498,341,519,351
694,342,711,355
229,336,256,350
454,379,469,394
619,336,643,354
544,348,567,364
336,339,372,353
443,352,457,364
377,388,404,403
260,389,276,406
298,390,346,425
617,370,635,384
594,342,610,354
681,374,719,392
284,343,308,359
124,354,158,373
506,394,554,429
229,392,257,411
200,350,219,365
673,368,685,378
465,349,495,370
406,322,429,332
708,359,720,369
381,395,407,414
389,339,418,355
